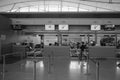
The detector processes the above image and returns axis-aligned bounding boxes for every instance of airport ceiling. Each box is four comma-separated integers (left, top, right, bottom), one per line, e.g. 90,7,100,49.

0,0,120,12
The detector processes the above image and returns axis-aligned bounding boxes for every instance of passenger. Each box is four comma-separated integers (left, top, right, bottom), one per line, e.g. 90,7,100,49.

54,42,59,46
41,42,44,48
79,42,86,60
49,43,52,46
77,42,80,49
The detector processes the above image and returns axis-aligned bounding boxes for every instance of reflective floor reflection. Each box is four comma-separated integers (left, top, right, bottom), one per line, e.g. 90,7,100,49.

0,58,120,80
116,61,120,80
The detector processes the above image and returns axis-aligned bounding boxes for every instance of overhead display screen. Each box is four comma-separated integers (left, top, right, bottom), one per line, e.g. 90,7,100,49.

45,25,55,30
59,25,69,30
91,25,101,30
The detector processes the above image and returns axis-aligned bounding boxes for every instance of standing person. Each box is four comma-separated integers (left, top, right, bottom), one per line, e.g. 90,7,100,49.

79,42,86,60
77,42,80,49
41,42,44,48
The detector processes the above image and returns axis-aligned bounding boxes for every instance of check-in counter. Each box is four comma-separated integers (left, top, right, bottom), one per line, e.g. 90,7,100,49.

0,44,27,64
115,49,120,58
43,46,70,58
12,45,26,58
1,44,12,55
43,46,70,77
0,41,2,60
88,46,116,80
89,46,116,58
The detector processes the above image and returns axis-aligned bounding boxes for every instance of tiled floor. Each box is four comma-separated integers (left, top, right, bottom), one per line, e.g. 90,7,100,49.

0,58,120,80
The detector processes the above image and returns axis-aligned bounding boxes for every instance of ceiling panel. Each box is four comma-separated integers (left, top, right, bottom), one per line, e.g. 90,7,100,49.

0,0,120,12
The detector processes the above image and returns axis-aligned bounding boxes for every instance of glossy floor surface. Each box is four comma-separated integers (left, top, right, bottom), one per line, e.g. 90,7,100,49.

0,57,120,80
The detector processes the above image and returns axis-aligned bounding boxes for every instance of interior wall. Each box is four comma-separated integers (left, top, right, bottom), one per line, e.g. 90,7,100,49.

0,15,41,55
0,15,11,30
0,15,11,56
17,34,41,45
8,31,41,45
0,15,12,44
69,25,90,31
22,25,90,32
11,18,120,25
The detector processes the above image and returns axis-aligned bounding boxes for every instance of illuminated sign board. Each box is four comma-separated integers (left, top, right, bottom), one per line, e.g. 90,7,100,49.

91,25,101,30
45,25,55,30
59,25,69,30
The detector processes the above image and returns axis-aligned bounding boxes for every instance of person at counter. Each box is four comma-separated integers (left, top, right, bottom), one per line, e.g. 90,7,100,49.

79,42,86,60
90,40,96,46
54,42,59,46
117,40,120,49
49,43,52,46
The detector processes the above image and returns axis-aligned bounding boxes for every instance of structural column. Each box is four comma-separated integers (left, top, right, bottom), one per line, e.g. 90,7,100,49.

95,31,98,45
115,33,117,46
58,33,62,46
